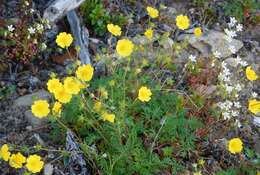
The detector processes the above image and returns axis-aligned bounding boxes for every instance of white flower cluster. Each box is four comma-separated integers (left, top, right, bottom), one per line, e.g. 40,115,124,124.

216,17,248,127
218,100,241,124
224,17,243,54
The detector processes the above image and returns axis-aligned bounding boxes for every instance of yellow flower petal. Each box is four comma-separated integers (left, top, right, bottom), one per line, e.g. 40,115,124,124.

52,101,62,115
144,29,153,40
0,144,11,162
9,152,26,169
107,24,122,36
31,100,50,118
64,77,81,95
54,85,72,104
138,86,152,102
102,112,115,123
146,6,159,18
47,78,63,94
26,155,44,173
116,39,134,57
176,15,190,30
194,27,202,37
246,66,258,81
228,138,243,154
76,64,94,81
56,32,73,48
248,99,260,115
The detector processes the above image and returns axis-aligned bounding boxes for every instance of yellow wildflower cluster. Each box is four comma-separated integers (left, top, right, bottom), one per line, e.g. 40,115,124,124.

0,144,44,173
245,66,259,115
31,63,94,118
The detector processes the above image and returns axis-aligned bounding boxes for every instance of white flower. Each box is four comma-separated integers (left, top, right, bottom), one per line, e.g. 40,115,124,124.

7,25,15,32
102,153,107,158
30,8,35,14
228,17,237,28
235,84,242,92
252,92,258,98
236,23,243,32
235,119,242,128
225,85,234,94
188,55,196,63
28,27,35,34
41,43,47,50
223,112,230,120
213,51,221,58
240,60,248,67
36,24,44,31
231,110,239,117
224,29,237,38
229,45,236,54
234,102,241,108
225,35,233,43
25,1,29,6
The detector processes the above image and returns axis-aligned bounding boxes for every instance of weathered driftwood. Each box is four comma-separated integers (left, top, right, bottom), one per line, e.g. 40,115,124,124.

67,11,91,65
43,0,85,23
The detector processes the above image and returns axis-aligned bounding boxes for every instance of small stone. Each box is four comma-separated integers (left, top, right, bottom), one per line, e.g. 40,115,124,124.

253,117,260,127
13,90,51,107
24,110,48,128
44,163,54,175
179,30,244,58
26,125,33,131
254,140,260,155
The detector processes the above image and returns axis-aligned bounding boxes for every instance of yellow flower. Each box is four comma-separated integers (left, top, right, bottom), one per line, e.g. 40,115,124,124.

102,112,115,123
246,66,258,81
116,39,134,57
54,86,72,104
138,86,152,102
9,152,26,169
79,82,89,89
76,64,94,81
257,171,260,175
176,15,190,30
0,144,11,161
109,80,115,87
93,101,102,112
107,24,121,36
52,101,62,115
55,32,73,48
194,27,202,37
144,29,153,40
146,6,159,18
248,99,260,115
31,100,50,118
64,77,81,95
228,138,243,154
26,154,44,173
198,159,205,166
194,171,202,175
47,78,63,94
100,87,108,99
